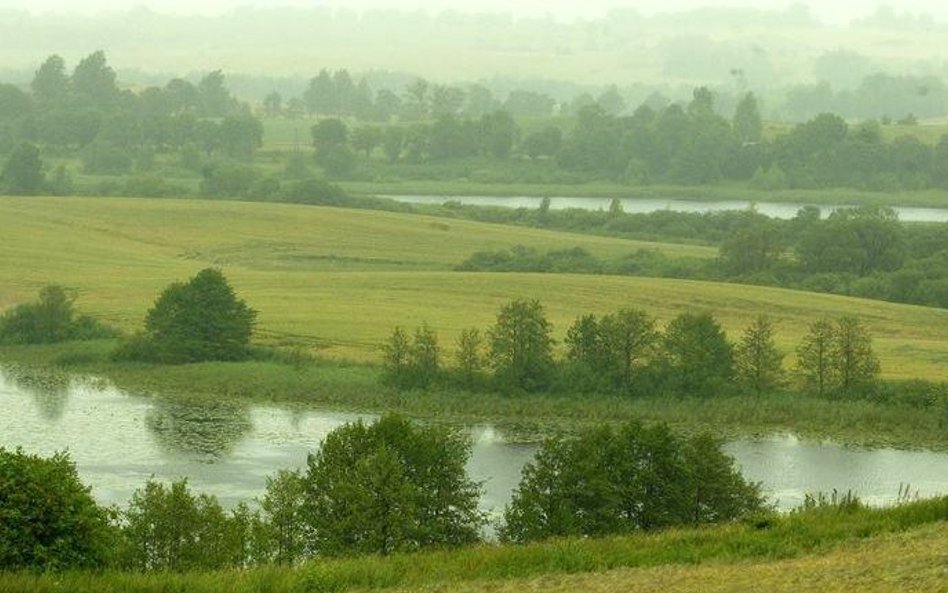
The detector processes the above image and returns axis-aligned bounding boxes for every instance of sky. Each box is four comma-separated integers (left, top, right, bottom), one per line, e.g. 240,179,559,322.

0,0,945,25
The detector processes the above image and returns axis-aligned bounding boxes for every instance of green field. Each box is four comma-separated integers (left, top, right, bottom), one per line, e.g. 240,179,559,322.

2,195,948,378
3,497,947,593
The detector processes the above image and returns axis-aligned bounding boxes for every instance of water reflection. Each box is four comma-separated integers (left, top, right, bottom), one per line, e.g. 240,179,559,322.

145,398,252,461
1,367,948,513
2,365,71,421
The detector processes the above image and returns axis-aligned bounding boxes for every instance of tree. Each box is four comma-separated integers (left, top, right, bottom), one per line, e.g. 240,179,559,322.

661,312,734,396
129,268,256,363
383,325,441,390
500,421,761,542
488,299,556,392
796,317,835,397
832,316,880,394
351,126,383,157
31,54,69,106
563,313,606,391
121,478,252,571
734,315,784,395
599,308,659,392
0,448,116,571
197,70,236,117
2,142,44,195
733,92,763,144
302,415,484,557
257,469,307,565
71,50,118,107
719,211,784,276
0,284,113,345
454,327,485,389
263,91,283,117
219,114,264,160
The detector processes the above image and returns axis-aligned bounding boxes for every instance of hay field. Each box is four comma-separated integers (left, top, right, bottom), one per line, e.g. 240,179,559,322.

2,196,947,379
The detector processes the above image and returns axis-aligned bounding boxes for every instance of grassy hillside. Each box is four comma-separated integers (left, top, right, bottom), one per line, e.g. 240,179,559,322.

2,196,948,378
3,498,947,593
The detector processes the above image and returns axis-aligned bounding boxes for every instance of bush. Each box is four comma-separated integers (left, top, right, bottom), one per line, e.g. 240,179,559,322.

0,285,116,344
501,421,763,542
115,268,257,363
0,448,116,571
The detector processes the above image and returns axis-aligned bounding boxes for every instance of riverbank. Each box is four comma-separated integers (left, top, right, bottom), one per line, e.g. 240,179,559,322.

3,495,947,593
341,180,948,209
3,341,947,451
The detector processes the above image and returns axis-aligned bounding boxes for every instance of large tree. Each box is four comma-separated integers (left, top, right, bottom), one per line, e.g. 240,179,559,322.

0,448,115,571
302,415,483,557
488,299,556,392
661,312,734,396
136,268,257,363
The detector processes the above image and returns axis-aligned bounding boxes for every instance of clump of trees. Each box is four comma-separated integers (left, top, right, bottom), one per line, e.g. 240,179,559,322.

114,268,256,363
0,284,116,344
384,300,880,399
501,421,763,542
3,414,769,573
0,447,116,571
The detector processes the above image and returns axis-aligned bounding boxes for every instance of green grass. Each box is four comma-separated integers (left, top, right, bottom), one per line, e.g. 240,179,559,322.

2,196,948,377
2,496,946,593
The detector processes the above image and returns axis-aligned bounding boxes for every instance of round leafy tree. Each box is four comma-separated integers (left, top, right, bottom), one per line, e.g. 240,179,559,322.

142,268,257,363
0,448,116,571
303,415,484,557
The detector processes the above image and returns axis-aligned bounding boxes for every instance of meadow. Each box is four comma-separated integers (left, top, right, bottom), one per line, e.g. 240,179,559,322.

2,195,948,379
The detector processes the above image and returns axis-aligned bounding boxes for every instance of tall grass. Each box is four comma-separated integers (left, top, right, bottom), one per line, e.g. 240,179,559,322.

2,496,946,593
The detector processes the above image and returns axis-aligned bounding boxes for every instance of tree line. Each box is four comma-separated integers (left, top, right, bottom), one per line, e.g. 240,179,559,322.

0,414,761,573
384,300,880,399
6,53,948,198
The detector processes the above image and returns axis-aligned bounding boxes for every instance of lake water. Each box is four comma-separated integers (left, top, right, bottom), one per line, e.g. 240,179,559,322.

383,194,948,223
2,367,947,515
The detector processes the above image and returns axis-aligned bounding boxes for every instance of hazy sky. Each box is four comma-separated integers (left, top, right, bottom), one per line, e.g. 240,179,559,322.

0,0,945,24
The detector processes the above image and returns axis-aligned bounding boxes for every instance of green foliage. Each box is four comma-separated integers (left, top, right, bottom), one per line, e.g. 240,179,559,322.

120,478,259,571
0,448,116,571
661,312,734,396
0,285,116,345
81,141,133,175
118,268,256,363
1,142,43,194
488,299,556,392
453,327,486,389
257,470,307,565
382,325,440,389
797,316,879,398
501,421,763,542
734,315,785,395
302,415,484,557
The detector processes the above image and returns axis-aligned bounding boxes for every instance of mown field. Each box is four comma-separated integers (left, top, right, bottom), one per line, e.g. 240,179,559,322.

2,195,948,378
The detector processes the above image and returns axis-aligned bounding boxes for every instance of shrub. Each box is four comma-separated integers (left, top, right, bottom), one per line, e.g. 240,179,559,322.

0,285,116,344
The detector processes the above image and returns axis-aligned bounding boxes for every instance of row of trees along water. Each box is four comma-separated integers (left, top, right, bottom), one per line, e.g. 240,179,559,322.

4,53,948,196
385,300,880,399
0,415,762,573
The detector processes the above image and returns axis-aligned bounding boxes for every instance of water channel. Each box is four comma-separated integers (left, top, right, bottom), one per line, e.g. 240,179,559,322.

383,194,948,222
2,368,947,515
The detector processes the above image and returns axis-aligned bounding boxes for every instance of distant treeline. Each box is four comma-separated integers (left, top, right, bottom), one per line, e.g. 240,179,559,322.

5,52,948,198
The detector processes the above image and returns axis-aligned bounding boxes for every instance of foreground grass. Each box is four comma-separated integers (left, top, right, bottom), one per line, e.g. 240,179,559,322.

3,341,947,450
2,196,948,376
2,497,947,593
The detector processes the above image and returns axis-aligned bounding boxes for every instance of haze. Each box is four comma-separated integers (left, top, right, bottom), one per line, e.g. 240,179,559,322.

1,0,946,24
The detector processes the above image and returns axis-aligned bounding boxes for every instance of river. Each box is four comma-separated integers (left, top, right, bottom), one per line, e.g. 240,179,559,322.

383,194,948,222
2,368,946,515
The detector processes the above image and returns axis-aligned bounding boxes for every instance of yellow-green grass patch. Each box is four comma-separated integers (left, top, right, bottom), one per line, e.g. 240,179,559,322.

2,196,947,379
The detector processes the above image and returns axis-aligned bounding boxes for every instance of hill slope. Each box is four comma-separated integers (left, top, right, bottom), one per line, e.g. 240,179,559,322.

2,196,947,378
